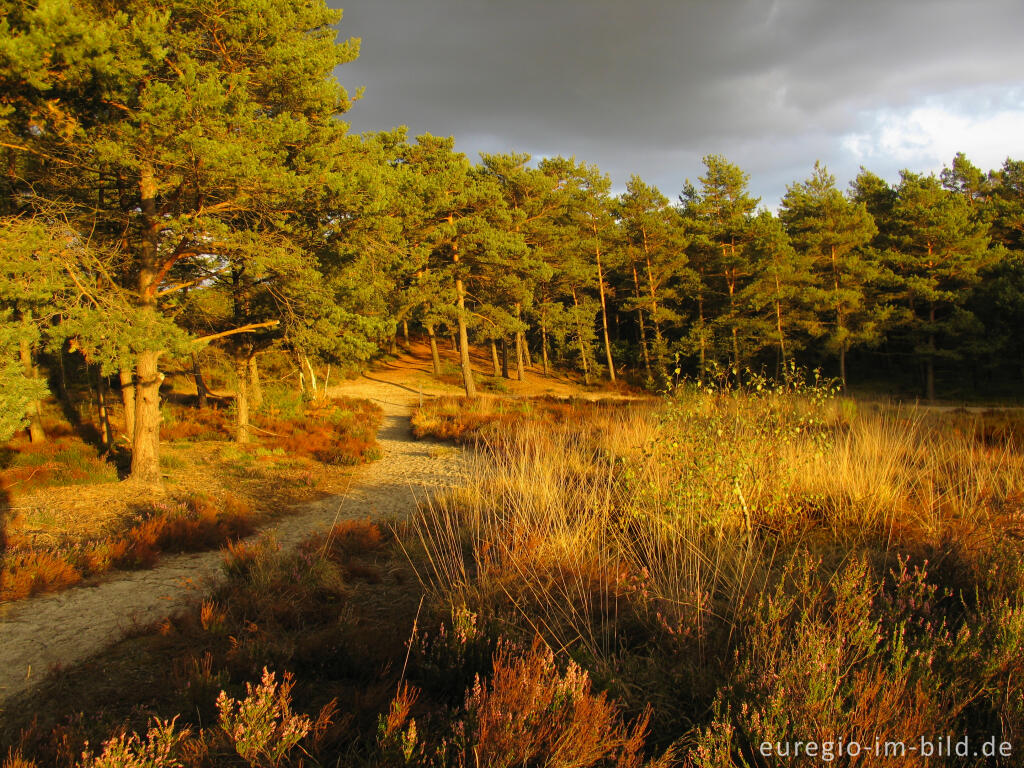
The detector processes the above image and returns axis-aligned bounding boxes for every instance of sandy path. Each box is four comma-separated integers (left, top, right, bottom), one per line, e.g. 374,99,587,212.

0,375,466,708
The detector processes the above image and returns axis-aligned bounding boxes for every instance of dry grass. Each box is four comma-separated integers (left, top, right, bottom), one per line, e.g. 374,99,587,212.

1,493,257,601
1,396,383,603
412,389,1024,752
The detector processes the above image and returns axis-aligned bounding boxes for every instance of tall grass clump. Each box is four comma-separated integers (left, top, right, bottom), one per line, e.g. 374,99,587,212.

412,376,1024,758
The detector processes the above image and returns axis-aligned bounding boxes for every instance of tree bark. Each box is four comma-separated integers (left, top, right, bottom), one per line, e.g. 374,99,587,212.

451,225,476,397
18,333,45,444
631,260,652,376
132,348,163,483
490,340,501,376
95,368,113,449
570,285,591,385
522,334,533,369
191,353,210,409
501,338,509,379
131,162,163,483
540,322,550,376
119,367,135,445
514,303,526,381
402,319,409,346
426,324,442,375
235,356,250,444
593,235,616,382
248,355,262,410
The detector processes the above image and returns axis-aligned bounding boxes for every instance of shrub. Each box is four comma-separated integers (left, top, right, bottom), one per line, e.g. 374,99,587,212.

77,717,188,768
216,669,312,768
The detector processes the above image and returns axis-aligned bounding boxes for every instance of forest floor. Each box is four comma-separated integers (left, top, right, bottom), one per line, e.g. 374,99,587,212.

0,340,620,707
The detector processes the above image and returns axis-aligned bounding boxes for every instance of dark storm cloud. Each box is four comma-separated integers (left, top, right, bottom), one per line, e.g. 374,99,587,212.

330,0,1024,206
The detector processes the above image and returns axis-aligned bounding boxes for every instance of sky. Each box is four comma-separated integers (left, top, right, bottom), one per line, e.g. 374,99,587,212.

328,0,1024,209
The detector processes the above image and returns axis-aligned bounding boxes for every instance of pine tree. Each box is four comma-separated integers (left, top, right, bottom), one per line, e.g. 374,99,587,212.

1,0,359,480
617,176,691,382
679,156,760,374
888,171,991,401
780,162,881,388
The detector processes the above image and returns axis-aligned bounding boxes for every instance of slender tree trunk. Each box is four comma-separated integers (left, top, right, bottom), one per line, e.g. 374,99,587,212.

501,338,509,379
451,334,459,353
235,356,250,444
832,247,846,393
490,340,501,376
541,322,550,377
522,335,533,369
95,368,113,449
119,367,135,444
302,354,318,394
773,269,787,368
631,261,652,376
191,353,210,409
402,319,410,346
514,303,526,381
450,225,476,397
642,239,664,366
697,278,707,377
18,333,45,444
570,285,591,385
131,162,163,483
727,276,740,372
594,237,616,382
427,325,442,375
248,355,262,410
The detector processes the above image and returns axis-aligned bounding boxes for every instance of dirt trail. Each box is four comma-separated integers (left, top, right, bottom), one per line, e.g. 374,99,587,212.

0,364,467,708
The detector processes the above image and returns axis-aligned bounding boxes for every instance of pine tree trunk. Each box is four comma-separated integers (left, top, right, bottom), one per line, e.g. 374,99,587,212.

248,355,262,410
131,163,163,483
451,334,459,353
455,284,476,397
631,262,651,376
191,353,210,409
131,348,163,483
119,367,135,445
570,286,591,386
840,345,848,393
490,340,501,376
541,323,550,376
697,281,707,378
501,338,509,379
594,240,616,382
427,325,442,375
235,356,250,443
523,334,533,369
96,368,113,449
18,334,45,444
514,303,526,381
402,320,410,346
642,243,665,372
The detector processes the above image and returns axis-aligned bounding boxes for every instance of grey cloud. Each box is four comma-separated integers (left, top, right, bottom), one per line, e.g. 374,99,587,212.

330,0,1024,206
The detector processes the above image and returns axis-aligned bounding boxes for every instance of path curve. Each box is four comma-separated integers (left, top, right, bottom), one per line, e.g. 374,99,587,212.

0,377,466,708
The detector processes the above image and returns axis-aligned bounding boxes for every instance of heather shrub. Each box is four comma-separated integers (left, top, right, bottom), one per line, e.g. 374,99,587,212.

382,637,674,768
77,718,188,768
216,669,312,767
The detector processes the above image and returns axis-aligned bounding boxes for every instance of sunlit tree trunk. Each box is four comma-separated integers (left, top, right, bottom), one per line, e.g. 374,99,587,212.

235,356,250,444
18,330,45,444
119,367,135,445
131,163,163,483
